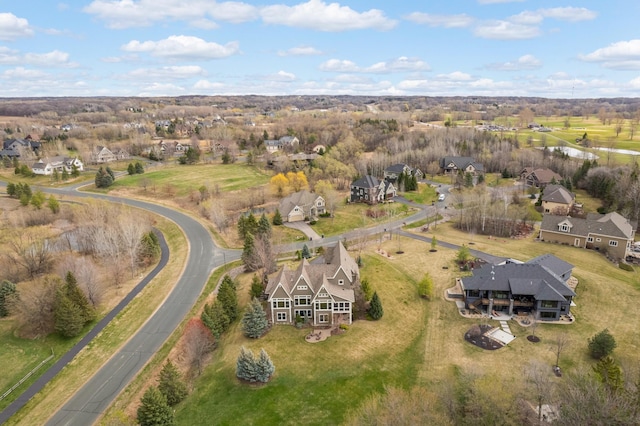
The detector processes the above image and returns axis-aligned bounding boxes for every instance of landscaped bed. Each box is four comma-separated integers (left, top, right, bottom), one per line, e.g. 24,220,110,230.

464,324,504,350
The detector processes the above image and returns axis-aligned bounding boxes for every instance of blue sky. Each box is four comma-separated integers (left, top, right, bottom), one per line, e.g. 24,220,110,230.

1,0,640,98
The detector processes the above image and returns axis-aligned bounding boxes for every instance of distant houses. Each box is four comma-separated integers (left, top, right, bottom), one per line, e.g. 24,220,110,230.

1,137,41,159
264,136,300,153
32,156,84,176
383,163,423,183
90,146,130,164
440,156,484,176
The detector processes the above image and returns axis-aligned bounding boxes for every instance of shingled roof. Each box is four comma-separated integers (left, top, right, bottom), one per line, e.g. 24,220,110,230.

541,184,574,204
541,212,634,239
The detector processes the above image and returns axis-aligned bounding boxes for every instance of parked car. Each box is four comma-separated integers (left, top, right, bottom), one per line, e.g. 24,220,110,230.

438,193,446,201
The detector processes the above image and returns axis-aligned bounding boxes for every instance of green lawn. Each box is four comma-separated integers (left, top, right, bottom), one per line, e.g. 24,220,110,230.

400,182,437,204
310,201,414,237
108,163,270,197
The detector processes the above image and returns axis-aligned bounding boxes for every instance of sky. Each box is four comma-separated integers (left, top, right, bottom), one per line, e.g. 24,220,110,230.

1,0,640,98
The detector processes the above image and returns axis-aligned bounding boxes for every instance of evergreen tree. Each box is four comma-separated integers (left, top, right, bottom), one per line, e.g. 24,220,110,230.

48,195,60,214
61,168,69,181
52,168,60,182
592,356,624,392
95,167,113,188
158,360,188,406
368,291,384,320
127,163,135,175
139,231,161,265
71,164,80,177
242,298,269,339
106,166,115,181
301,244,311,259
257,213,272,239
135,161,145,174
272,209,283,225
249,274,264,299
236,346,257,382
65,271,95,323
360,278,373,301
54,289,85,338
245,213,258,236
30,190,45,209
136,386,175,426
0,280,17,317
588,329,617,359
201,300,230,338
242,233,257,272
217,275,238,322
237,215,248,240
6,182,15,197
255,348,275,383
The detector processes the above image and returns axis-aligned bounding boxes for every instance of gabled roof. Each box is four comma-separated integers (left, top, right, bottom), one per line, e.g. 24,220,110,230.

385,163,409,174
541,212,634,240
462,262,575,301
310,241,358,281
526,253,574,278
440,156,484,172
542,184,575,204
526,168,562,185
351,175,380,189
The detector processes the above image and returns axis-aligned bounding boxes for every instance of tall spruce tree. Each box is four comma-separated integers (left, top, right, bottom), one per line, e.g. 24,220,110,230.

257,213,272,239
255,348,275,383
0,280,17,317
368,291,384,320
301,244,311,259
137,386,175,426
54,289,85,338
242,298,269,339
217,275,239,322
236,346,257,382
249,274,264,299
201,300,230,338
65,271,95,323
242,233,258,272
158,360,188,406
272,209,283,225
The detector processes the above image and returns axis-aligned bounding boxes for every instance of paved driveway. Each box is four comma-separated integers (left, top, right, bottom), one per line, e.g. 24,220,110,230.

283,220,322,241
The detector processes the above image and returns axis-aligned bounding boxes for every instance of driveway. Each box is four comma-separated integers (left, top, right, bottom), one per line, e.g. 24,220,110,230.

283,220,322,241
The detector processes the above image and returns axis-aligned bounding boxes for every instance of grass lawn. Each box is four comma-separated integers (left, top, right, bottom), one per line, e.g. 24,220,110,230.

400,182,438,204
5,218,188,426
108,163,270,197
103,217,640,425
310,201,415,237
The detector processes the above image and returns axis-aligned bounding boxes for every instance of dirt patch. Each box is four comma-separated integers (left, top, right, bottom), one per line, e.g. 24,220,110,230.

464,324,504,350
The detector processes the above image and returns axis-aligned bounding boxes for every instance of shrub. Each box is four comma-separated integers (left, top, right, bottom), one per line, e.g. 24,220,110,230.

618,262,634,272
588,329,616,359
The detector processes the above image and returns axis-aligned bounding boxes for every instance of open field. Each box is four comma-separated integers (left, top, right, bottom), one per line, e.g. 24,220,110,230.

4,218,188,425
400,182,438,204
106,226,640,424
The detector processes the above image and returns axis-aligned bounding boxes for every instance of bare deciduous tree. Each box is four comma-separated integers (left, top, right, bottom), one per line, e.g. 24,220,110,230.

14,276,60,338
7,229,54,278
526,360,554,424
56,256,104,307
181,318,216,377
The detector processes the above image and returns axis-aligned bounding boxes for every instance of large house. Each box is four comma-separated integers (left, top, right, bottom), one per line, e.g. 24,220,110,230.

541,184,575,215
278,190,326,222
539,212,635,261
32,156,84,176
264,136,300,153
440,156,484,175
265,242,359,326
1,137,41,158
350,175,396,204
461,254,576,321
383,163,423,183
521,167,562,188
91,146,116,163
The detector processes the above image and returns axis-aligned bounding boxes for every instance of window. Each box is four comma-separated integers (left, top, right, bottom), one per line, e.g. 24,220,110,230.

541,300,558,308
609,240,618,247
338,279,344,286
295,296,311,306
560,224,569,232
587,237,594,243
297,285,308,290
273,299,290,309
540,312,556,319
595,238,601,242
468,290,480,298
276,312,287,321
319,314,329,323
315,301,330,310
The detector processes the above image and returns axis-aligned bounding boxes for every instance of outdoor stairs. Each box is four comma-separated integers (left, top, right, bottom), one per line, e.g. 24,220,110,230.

499,320,512,334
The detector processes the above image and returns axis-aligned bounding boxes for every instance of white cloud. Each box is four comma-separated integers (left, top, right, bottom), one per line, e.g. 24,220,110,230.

262,70,296,82
0,13,33,41
194,79,227,90
404,12,474,28
137,82,186,96
579,40,640,69
122,35,240,60
485,54,542,71
435,72,473,81
319,57,429,73
2,67,48,80
508,11,543,25
126,66,206,80
0,49,75,67
84,0,258,29
474,20,540,39
539,7,597,22
260,0,397,31
278,46,323,57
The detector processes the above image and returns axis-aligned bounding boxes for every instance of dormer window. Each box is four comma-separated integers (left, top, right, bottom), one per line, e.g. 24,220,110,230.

561,224,569,232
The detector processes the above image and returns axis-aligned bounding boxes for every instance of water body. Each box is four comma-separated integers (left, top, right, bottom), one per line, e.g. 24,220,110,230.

593,147,640,156
541,146,599,160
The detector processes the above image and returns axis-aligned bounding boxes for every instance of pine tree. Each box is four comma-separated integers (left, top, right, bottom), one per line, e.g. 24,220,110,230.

588,329,617,359
54,289,85,338
301,244,311,259
137,386,175,426
272,209,283,225
0,280,17,317
255,348,275,383
201,300,229,338
242,298,269,339
106,166,115,181
217,275,239,322
237,215,247,240
127,163,135,175
257,213,272,239
135,161,145,174
242,233,258,272
61,168,69,181
236,346,257,382
245,213,258,236
65,271,95,323
139,231,161,265
158,360,188,406
592,355,624,392
249,274,264,299
368,291,384,320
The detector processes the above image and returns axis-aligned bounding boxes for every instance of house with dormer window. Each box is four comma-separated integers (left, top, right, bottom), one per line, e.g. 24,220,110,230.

278,190,326,222
265,242,359,326
539,212,635,261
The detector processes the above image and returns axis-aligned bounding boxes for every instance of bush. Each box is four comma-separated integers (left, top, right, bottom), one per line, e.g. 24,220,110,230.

619,262,634,271
588,329,617,359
